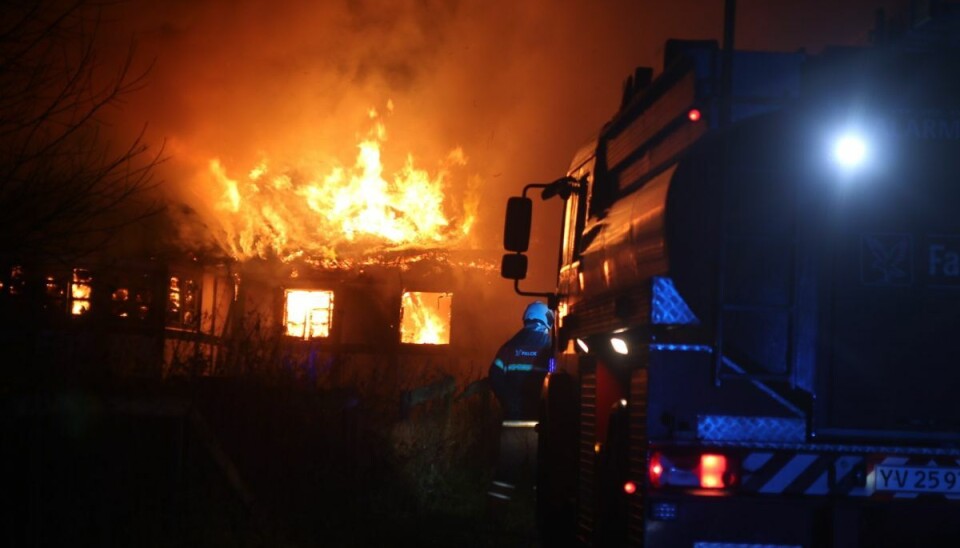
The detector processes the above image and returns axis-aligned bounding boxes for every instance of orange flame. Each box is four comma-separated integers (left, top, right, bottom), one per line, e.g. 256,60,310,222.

206,105,476,262
71,268,92,316
284,289,334,339
400,291,451,345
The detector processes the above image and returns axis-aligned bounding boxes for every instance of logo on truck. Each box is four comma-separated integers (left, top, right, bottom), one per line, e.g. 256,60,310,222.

928,236,960,287
860,234,960,287
862,234,912,286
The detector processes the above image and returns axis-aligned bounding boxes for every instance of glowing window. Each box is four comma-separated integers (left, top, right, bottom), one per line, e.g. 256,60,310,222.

284,289,334,339
112,275,153,321
71,269,92,316
8,265,24,295
113,288,130,318
41,274,66,313
400,291,452,345
45,276,65,300
167,276,200,328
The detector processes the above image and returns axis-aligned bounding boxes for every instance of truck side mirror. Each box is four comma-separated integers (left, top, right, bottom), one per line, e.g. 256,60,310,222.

503,197,532,252
501,253,528,280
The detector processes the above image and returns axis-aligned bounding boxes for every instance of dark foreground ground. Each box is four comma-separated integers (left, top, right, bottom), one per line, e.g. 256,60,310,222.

1,378,541,547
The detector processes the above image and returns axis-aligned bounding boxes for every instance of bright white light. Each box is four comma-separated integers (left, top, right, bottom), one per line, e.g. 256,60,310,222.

833,134,867,168
576,338,590,353
610,337,629,355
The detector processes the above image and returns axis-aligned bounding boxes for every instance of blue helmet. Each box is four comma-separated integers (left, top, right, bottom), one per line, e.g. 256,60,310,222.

523,301,554,329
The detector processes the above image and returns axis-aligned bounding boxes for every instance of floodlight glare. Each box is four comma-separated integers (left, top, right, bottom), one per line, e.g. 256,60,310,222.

833,134,868,168
610,337,629,355
575,338,590,353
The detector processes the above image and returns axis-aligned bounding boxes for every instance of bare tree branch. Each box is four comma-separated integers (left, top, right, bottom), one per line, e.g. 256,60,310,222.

0,0,163,263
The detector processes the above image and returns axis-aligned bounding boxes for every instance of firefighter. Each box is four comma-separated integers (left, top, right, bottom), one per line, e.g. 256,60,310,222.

487,300,554,505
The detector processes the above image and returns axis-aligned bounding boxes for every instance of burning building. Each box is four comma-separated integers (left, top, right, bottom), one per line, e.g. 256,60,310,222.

0,105,511,421
0,240,506,421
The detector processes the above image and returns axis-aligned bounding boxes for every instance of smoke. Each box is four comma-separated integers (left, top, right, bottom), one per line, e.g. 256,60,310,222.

98,0,898,275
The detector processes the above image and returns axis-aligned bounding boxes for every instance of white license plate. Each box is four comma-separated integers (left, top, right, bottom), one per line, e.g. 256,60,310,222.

874,464,960,494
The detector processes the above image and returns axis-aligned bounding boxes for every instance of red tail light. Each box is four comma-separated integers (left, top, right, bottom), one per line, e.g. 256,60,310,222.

699,454,728,489
648,451,736,490
687,108,702,122
648,452,664,488
623,480,637,495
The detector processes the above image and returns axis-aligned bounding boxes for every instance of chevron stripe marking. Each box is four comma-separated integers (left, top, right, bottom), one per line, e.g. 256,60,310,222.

742,452,773,472
760,454,819,494
741,452,795,492
785,454,834,494
806,471,829,495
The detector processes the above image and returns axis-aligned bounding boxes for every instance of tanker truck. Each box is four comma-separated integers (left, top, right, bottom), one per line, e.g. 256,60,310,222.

500,29,960,547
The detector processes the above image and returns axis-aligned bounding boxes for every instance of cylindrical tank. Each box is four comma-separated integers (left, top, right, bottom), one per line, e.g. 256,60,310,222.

578,109,807,327
579,98,960,433
665,110,809,327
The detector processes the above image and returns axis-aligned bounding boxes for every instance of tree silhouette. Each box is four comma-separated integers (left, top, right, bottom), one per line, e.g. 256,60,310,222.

0,0,163,263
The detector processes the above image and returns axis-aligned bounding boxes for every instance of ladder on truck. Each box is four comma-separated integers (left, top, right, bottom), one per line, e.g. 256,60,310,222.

712,160,808,420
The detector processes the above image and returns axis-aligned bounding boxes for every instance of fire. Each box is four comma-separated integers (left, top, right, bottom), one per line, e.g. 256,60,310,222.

400,291,451,345
284,289,334,339
206,105,477,263
71,268,92,316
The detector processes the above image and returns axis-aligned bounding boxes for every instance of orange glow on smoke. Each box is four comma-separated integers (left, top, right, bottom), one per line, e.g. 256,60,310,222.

207,104,476,262
400,291,451,345
284,289,334,339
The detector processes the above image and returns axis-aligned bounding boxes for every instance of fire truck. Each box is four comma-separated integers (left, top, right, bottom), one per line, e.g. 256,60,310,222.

500,16,960,548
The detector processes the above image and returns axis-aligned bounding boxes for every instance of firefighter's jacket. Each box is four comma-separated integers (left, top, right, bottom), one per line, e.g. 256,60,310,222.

488,321,552,420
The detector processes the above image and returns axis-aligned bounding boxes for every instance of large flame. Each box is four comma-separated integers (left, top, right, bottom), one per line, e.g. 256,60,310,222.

205,105,477,263
400,291,451,345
